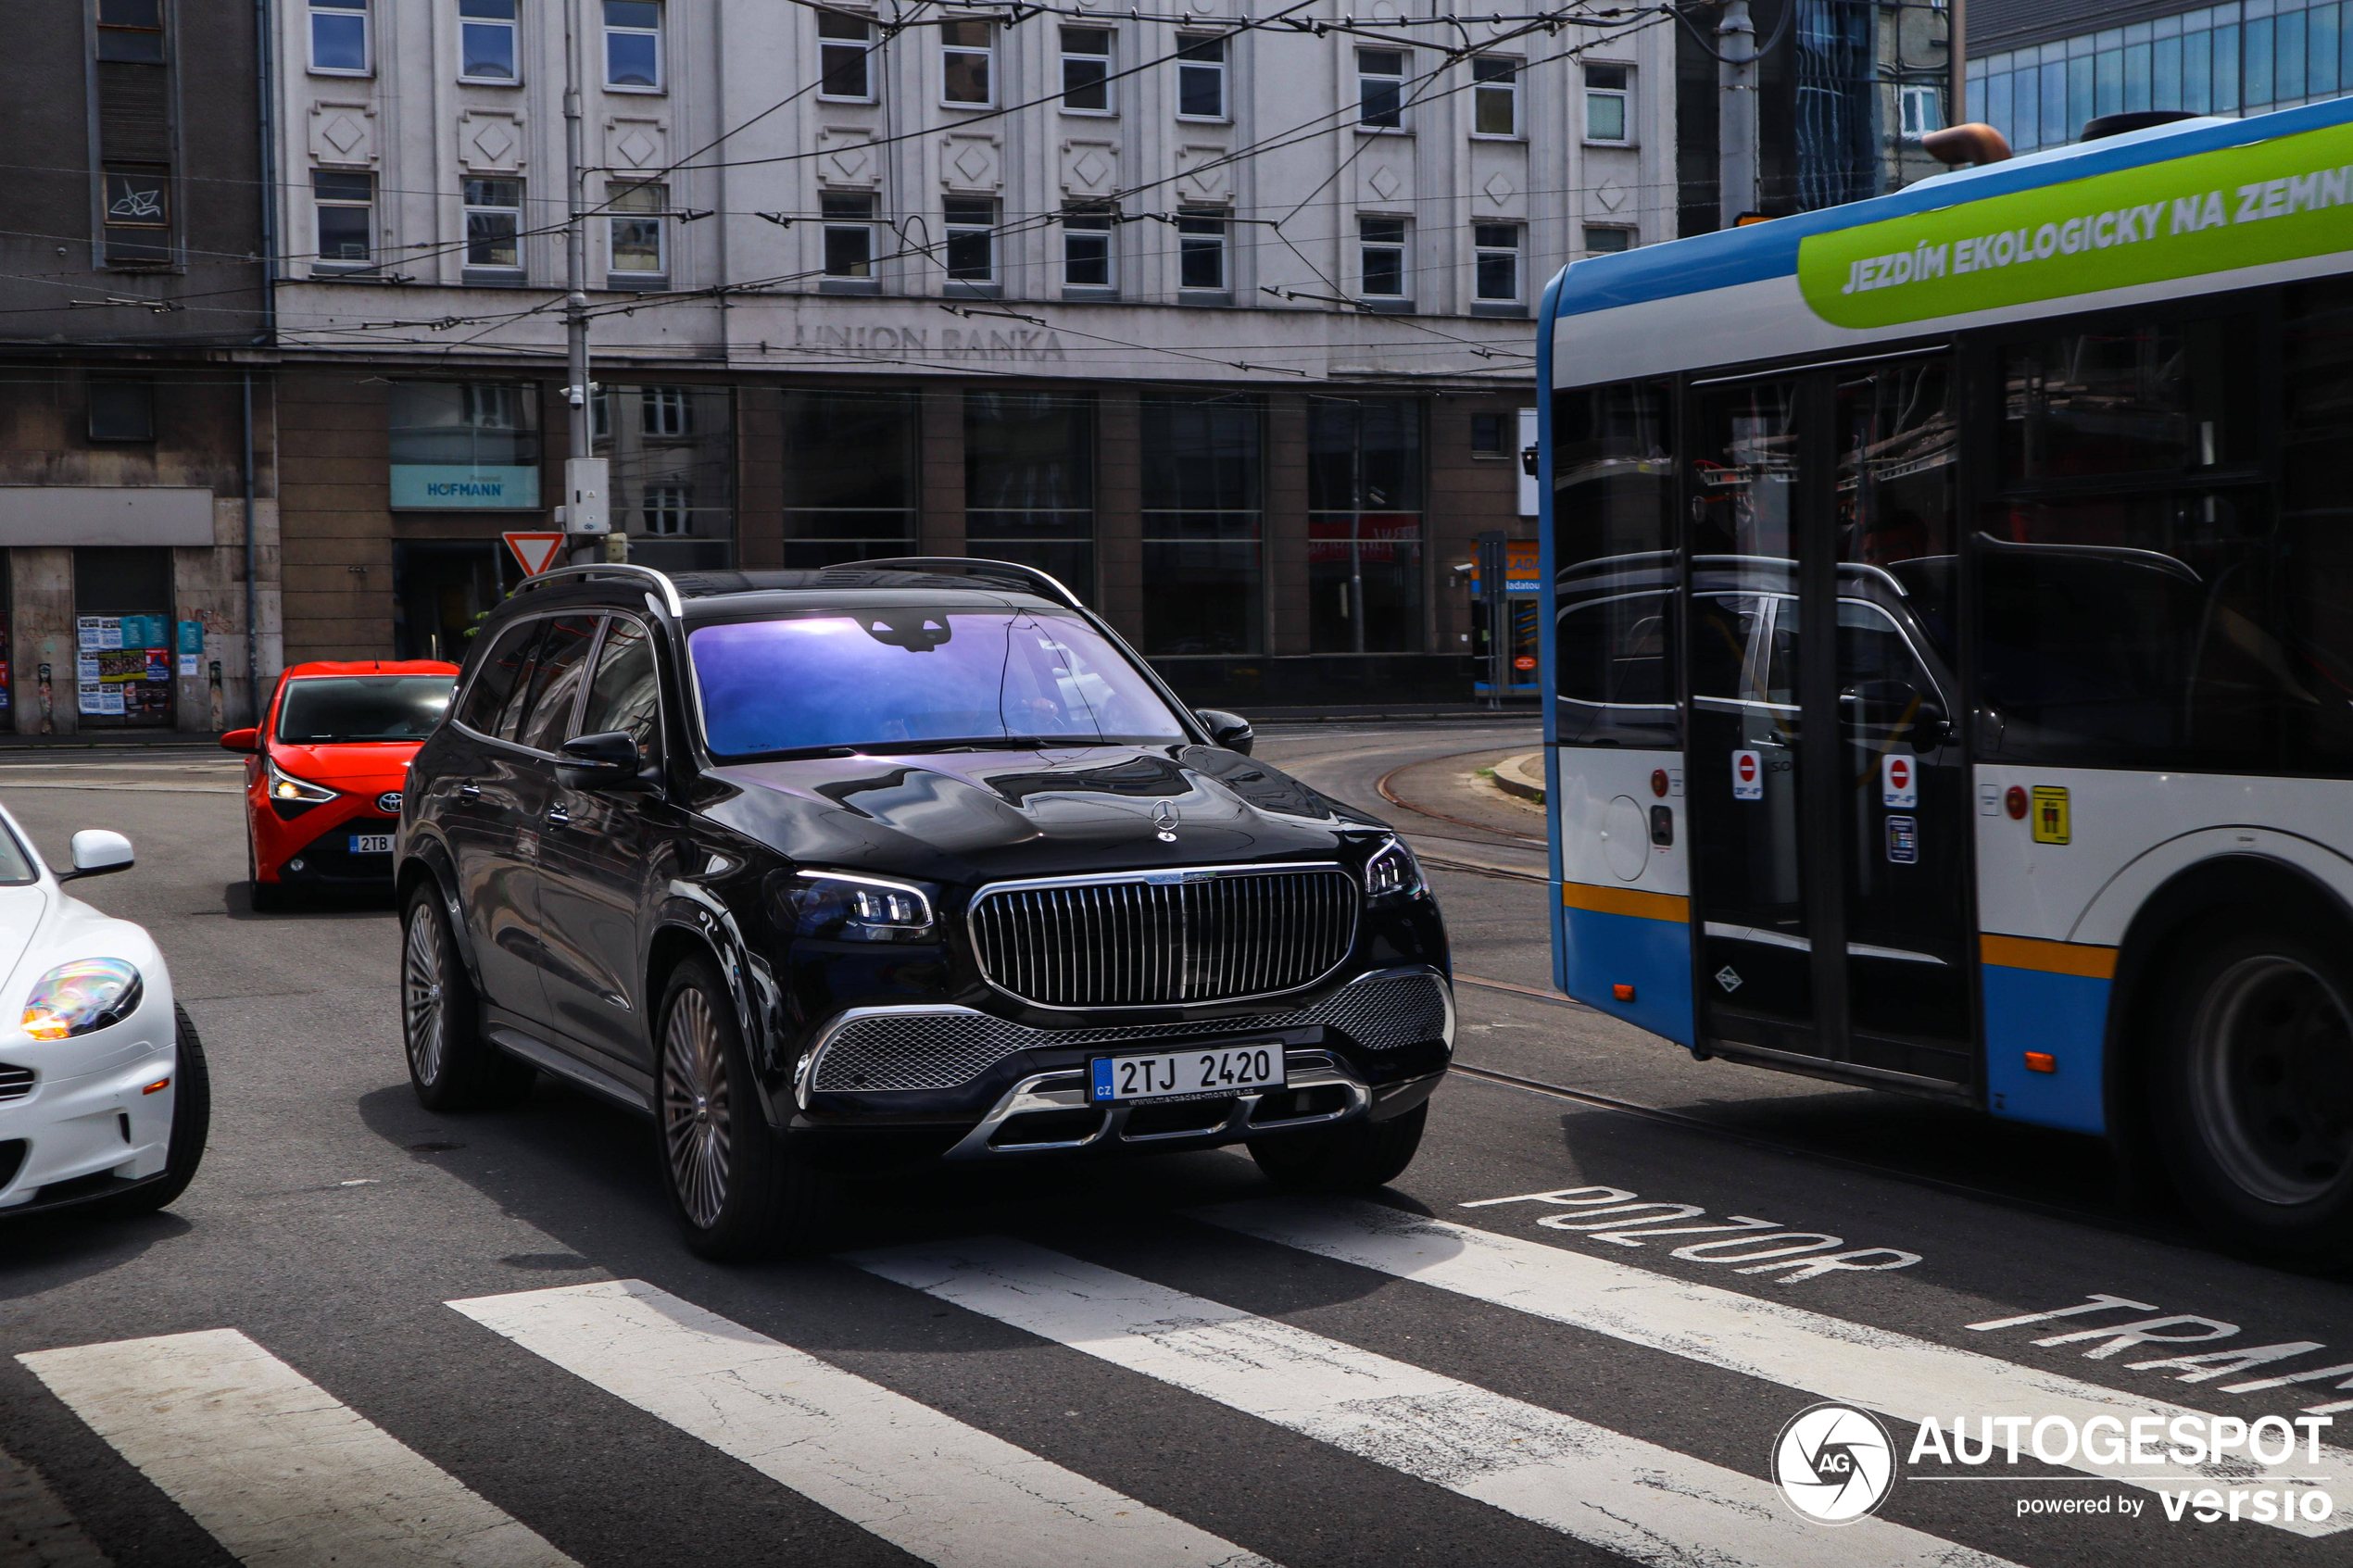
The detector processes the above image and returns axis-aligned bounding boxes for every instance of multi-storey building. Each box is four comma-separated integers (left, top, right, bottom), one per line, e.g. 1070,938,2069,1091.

262,0,1678,701
0,0,277,734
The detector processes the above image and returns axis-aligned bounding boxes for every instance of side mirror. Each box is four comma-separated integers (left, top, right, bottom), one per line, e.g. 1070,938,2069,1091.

1910,701,1953,748
557,730,657,793
58,829,134,883
220,727,259,754
1193,709,1254,756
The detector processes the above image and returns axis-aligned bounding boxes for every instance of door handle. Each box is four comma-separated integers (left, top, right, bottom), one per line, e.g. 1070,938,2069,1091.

546,804,571,826
458,781,482,800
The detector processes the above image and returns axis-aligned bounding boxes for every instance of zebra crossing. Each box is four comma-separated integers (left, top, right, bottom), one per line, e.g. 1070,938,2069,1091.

12,1198,2347,1567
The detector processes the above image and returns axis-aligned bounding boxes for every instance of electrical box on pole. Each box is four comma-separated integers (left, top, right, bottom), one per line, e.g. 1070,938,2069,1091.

564,457,611,535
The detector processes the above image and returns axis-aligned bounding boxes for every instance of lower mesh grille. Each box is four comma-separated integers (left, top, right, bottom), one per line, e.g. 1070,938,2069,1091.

811,970,1450,1093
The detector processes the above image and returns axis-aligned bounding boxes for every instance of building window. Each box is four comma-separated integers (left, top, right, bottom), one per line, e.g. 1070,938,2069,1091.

1470,413,1505,454
309,0,368,72
459,0,517,80
464,177,522,271
818,10,874,100
312,169,373,268
1142,395,1262,655
96,0,166,63
1358,48,1406,128
88,382,157,443
1359,217,1406,299
1900,82,1944,138
944,197,996,282
1177,207,1226,292
1309,398,1423,654
1063,202,1114,290
780,389,916,566
1472,56,1517,135
966,392,1095,596
1061,26,1112,112
1583,225,1632,253
1474,223,1519,300
594,384,733,568
608,181,666,278
1584,63,1630,142
821,191,876,278
604,0,661,89
103,168,171,267
942,19,992,107
1176,32,1226,118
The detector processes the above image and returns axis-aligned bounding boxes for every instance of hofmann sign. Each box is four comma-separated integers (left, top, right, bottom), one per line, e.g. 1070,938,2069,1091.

390,464,541,509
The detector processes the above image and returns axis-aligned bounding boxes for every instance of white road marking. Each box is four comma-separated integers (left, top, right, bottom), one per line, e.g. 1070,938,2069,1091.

1194,1198,2353,1537
852,1236,2017,1568
447,1278,1275,1568
16,1328,573,1568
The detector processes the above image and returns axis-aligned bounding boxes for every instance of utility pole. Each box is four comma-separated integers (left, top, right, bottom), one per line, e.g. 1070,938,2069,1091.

1949,0,1968,131
559,0,609,566
1718,0,1759,227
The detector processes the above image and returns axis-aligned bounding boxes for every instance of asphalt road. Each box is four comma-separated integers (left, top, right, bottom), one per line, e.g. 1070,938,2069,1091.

3,729,2351,1568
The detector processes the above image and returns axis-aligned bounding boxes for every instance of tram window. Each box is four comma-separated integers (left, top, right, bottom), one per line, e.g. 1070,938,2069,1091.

2279,278,2353,769
1690,382,1799,561
1554,589,1674,745
1837,358,1957,665
1553,380,1677,746
2001,316,2255,483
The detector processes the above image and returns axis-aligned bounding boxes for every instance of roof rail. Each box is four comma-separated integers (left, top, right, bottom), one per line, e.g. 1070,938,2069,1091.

850,556,1086,611
515,562,685,616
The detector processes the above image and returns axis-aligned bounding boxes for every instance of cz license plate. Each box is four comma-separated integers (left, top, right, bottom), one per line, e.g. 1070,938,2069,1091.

348,834,395,855
1090,1044,1284,1104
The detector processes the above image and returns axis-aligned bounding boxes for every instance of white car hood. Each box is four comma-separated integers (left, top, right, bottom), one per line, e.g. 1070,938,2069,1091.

0,883,50,990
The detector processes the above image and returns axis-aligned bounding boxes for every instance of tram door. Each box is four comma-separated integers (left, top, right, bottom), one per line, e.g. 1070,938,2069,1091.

1682,359,1975,1091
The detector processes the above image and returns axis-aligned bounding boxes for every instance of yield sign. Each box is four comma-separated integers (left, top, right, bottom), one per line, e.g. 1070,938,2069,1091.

503,532,566,576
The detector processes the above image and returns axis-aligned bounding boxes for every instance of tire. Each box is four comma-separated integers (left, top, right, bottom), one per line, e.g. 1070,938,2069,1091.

248,834,291,912
656,958,835,1261
1250,1101,1428,1192
104,1005,210,1218
401,883,535,1112
2156,926,2353,1261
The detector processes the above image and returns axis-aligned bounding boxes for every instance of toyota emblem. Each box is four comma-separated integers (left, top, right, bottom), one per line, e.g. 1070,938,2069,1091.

1150,799,1180,842
377,791,404,815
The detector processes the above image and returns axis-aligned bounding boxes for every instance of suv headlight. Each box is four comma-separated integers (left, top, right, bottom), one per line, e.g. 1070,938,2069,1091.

779,872,939,944
1364,837,1424,901
23,958,144,1040
268,758,338,803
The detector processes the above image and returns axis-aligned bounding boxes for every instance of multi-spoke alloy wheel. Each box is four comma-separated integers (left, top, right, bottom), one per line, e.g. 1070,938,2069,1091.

662,986,731,1230
403,901,447,1088
399,883,534,1112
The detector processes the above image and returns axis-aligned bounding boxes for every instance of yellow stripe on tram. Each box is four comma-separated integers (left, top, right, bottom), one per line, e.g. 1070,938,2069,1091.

1560,882,1691,923
1978,932,2119,979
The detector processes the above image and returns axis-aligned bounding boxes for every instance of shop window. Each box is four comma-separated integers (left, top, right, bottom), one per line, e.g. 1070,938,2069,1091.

1063,202,1114,291
966,391,1095,596
942,19,992,107
1176,32,1226,118
1062,26,1112,112
1472,55,1517,135
1358,48,1406,128
604,0,661,88
1585,62,1630,142
464,177,522,272
1176,207,1227,293
1142,395,1262,655
779,388,916,566
103,167,171,268
73,547,175,728
97,0,166,63
944,196,997,283
1309,398,1424,653
88,381,155,442
594,383,733,568
819,10,875,100
310,0,368,72
313,169,374,270
389,382,541,508
607,181,666,282
460,0,517,79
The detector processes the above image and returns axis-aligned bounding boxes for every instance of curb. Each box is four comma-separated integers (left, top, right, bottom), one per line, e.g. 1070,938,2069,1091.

1491,751,1545,804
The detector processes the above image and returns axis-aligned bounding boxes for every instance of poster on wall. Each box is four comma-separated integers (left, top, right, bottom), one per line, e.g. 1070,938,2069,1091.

76,615,171,719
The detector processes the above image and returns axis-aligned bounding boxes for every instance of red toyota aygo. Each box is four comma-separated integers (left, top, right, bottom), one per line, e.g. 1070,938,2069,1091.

221,659,459,910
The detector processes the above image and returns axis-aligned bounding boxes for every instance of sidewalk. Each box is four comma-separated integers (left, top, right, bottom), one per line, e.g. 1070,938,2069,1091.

1232,701,1541,724
0,732,229,755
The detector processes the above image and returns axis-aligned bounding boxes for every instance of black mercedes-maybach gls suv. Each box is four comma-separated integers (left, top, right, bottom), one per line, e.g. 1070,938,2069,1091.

396,558,1453,1257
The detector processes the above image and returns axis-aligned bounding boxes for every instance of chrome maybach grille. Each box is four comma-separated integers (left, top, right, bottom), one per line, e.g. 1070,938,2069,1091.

967,866,1358,1008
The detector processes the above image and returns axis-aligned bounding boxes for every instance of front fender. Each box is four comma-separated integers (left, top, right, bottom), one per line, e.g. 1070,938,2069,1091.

396,833,484,997
648,884,794,1132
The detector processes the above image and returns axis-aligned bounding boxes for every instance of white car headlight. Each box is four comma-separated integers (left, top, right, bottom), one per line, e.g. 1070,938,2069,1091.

1364,837,1424,900
23,958,144,1040
268,758,338,803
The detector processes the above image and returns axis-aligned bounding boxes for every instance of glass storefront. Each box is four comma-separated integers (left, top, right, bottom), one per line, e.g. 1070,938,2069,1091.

388,383,540,509
1141,394,1263,655
1308,397,1424,653
779,388,918,567
966,391,1095,596
594,384,736,570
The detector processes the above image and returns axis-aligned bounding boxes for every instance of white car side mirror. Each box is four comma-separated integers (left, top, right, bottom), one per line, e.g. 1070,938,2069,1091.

59,829,134,883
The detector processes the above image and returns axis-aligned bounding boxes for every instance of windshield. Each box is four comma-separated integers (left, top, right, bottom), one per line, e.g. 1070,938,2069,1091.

275,676,455,744
688,608,1189,758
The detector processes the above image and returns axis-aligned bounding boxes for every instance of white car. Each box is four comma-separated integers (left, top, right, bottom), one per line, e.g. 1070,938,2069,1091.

0,809,207,1221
